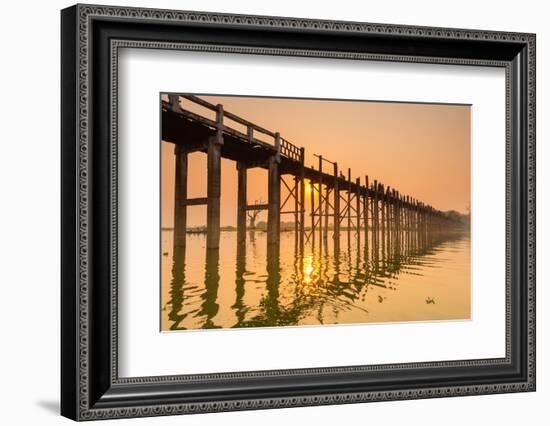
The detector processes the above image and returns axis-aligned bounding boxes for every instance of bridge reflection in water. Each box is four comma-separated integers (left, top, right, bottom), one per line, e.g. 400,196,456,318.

162,228,470,331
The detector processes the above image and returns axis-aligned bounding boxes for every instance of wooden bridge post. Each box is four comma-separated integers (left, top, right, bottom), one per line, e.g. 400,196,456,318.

206,104,224,250
347,168,352,243
414,198,418,251
415,199,419,251
426,206,430,244
267,133,281,247
372,179,378,250
396,191,401,254
403,195,409,254
394,191,398,251
380,183,385,257
310,178,315,247
421,203,425,247
333,162,340,255
324,186,330,243
420,203,426,248
388,188,392,256
355,177,361,248
299,148,305,252
414,199,418,249
294,175,299,248
237,162,247,248
388,188,393,254
390,188,395,254
424,205,428,246
406,195,411,253
318,155,324,243
397,192,402,251
404,196,408,252
426,206,432,243
364,176,369,253
394,193,398,248
173,145,188,250
411,197,417,252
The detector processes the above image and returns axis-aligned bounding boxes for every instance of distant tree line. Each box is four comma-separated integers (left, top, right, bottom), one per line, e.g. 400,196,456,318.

443,210,470,226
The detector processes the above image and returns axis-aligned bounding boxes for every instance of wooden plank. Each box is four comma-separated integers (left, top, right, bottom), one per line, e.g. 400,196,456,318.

246,204,269,211
183,197,208,206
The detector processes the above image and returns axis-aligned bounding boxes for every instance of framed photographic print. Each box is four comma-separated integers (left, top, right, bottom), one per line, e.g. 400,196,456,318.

61,4,536,421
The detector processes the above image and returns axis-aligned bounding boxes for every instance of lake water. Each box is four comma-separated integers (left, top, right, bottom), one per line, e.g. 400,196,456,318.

161,229,470,331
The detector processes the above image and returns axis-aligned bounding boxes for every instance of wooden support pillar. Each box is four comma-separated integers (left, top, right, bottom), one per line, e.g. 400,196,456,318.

380,183,385,257
310,178,315,247
398,194,402,247
347,168,352,242
294,175,299,247
324,186,330,242
333,162,340,255
355,177,361,247
415,199,419,251
411,198,415,251
406,196,411,253
206,104,224,250
299,148,305,251
173,145,188,250
404,196,408,252
420,204,425,247
386,187,391,254
364,176,369,251
404,196,408,253
394,194,398,247
396,191,400,253
415,200,419,250
372,179,378,250
420,203,425,247
411,199,415,251
318,155,323,242
237,162,247,248
267,133,281,247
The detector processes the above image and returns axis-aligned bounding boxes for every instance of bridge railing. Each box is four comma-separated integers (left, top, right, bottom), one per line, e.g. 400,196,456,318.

280,138,303,162
168,94,303,163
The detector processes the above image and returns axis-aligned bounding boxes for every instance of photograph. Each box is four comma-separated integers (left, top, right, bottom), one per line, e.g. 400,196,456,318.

160,94,471,331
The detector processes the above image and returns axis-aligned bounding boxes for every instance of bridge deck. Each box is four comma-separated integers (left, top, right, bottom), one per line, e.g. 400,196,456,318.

162,99,425,210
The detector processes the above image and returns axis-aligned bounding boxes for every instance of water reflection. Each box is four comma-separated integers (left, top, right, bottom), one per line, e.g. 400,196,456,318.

162,229,470,331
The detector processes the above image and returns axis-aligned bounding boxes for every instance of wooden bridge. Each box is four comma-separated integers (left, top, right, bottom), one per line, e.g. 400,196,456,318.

162,94,460,256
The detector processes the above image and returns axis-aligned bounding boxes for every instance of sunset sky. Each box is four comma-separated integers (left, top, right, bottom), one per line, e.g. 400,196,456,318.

161,95,470,228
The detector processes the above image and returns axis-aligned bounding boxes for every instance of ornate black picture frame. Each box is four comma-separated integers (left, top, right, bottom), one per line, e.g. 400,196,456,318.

61,4,536,421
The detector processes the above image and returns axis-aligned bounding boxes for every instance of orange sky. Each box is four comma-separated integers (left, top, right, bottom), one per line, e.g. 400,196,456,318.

161,95,470,228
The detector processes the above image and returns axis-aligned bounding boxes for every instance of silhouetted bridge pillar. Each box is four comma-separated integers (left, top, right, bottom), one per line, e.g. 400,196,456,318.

206,104,224,250
267,133,281,247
